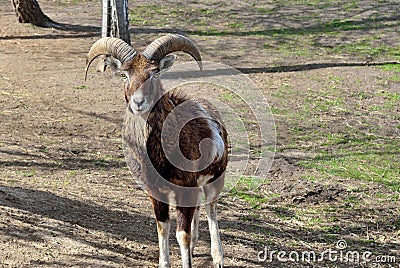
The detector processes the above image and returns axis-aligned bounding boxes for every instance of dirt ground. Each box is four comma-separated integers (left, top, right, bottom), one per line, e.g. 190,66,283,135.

1,0,399,267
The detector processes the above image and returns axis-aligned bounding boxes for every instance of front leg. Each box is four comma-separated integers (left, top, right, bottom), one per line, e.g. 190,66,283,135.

150,196,171,268
157,220,170,268
176,206,196,268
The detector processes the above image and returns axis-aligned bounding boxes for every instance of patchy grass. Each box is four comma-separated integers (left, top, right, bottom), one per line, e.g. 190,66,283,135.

129,0,399,64
270,70,400,190
300,143,400,191
379,63,400,72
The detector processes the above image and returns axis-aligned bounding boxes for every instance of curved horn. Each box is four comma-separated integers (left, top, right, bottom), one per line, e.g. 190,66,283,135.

142,34,202,70
85,37,137,80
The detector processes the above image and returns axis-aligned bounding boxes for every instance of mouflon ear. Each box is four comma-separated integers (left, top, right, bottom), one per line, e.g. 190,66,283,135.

159,54,177,71
105,56,122,73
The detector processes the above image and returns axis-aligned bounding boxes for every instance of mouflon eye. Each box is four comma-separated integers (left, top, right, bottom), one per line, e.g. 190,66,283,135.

152,72,160,79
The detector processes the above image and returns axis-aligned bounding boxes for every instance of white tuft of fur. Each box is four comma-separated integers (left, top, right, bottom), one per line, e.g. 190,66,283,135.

208,119,224,162
194,101,225,163
198,175,213,186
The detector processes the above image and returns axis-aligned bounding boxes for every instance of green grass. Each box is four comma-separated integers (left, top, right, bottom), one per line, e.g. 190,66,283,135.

389,74,400,83
379,63,400,72
292,106,400,189
300,140,400,191
228,175,274,209
269,65,400,192
229,189,269,209
378,91,400,108
73,85,87,90
227,22,244,29
129,5,218,27
379,64,400,83
128,1,399,62
330,42,400,60
16,169,37,178
257,7,274,14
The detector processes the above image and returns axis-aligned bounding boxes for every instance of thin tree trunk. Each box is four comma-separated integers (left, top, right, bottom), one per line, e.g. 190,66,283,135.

11,0,64,28
98,0,130,71
101,0,130,43
112,0,130,44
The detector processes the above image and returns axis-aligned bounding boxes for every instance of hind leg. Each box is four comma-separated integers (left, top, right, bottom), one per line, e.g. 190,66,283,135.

176,206,196,268
204,175,224,267
205,201,223,267
190,195,201,256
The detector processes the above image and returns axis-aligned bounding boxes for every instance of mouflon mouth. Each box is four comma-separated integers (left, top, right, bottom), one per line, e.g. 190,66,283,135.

129,102,150,115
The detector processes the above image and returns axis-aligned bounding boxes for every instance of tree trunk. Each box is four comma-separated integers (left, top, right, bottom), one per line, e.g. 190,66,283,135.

111,0,130,44
11,0,63,28
101,0,130,43
98,0,130,71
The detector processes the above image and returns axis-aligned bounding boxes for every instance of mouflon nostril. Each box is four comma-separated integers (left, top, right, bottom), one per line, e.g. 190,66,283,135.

134,99,145,108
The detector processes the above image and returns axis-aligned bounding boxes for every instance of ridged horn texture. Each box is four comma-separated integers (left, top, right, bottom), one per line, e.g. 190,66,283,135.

85,37,137,80
142,34,202,70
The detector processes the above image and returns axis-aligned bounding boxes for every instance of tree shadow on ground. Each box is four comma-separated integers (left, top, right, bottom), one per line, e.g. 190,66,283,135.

161,61,399,81
215,199,400,267
2,184,398,267
0,23,100,40
129,14,399,37
0,185,152,242
237,61,400,74
0,185,156,265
